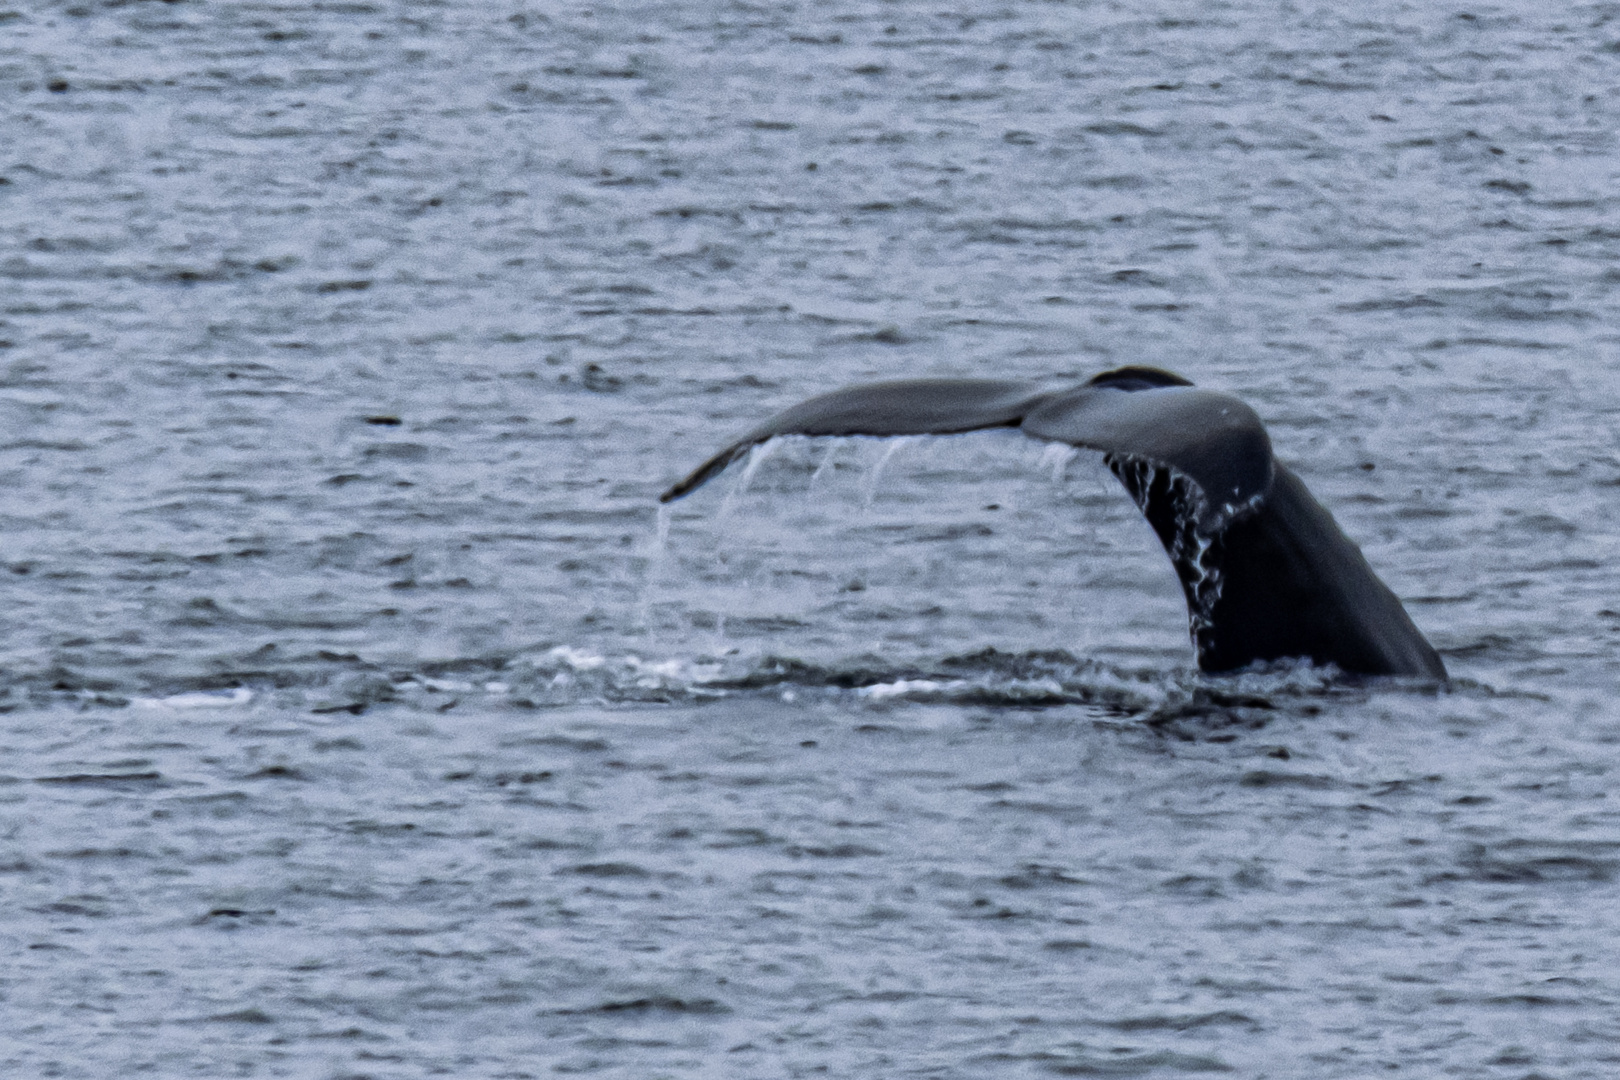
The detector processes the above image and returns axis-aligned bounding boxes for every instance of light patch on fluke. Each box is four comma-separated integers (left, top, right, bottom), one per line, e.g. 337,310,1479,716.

1108,455,1229,661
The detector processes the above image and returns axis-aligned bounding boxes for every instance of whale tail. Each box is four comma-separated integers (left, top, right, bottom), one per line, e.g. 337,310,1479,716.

660,368,1445,680
659,378,1053,503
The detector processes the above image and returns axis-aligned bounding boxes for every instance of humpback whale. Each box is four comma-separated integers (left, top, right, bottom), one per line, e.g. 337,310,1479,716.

661,367,1446,680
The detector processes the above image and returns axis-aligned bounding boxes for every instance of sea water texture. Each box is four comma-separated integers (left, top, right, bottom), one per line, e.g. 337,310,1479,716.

2,1,1620,1077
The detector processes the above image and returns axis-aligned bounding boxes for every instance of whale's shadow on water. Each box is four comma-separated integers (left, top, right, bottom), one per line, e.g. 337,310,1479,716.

662,366,1448,684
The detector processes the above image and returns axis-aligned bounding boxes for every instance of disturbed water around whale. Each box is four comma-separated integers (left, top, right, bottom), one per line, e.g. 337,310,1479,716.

4,1,1620,1076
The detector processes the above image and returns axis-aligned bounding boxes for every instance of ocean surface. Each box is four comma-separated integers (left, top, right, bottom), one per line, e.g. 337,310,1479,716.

3,1,1620,1075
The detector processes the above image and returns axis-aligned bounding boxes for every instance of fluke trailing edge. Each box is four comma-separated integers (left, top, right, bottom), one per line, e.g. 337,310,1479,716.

660,367,1447,680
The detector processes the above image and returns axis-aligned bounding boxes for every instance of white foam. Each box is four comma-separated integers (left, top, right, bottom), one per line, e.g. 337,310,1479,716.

628,656,724,684
133,688,254,710
859,678,967,700
417,677,474,692
547,646,607,671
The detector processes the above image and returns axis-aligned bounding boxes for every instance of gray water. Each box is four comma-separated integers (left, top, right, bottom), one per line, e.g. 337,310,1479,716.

3,1,1620,1075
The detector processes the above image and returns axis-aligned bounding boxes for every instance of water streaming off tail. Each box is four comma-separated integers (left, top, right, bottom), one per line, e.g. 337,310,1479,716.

717,438,783,520
1039,441,1080,482
634,501,674,629
647,431,1188,682
1108,455,1228,650
863,434,923,506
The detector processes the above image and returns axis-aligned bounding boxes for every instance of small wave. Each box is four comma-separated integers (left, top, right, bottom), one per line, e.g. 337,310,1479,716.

0,642,1433,721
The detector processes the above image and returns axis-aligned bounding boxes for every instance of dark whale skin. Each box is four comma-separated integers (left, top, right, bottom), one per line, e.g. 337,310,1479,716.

1164,465,1444,678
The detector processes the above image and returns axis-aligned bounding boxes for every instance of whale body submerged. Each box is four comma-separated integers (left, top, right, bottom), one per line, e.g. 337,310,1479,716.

661,366,1446,680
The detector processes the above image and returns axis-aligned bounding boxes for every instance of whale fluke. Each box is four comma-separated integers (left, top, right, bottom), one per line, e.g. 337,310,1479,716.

660,367,1446,680
659,378,1055,503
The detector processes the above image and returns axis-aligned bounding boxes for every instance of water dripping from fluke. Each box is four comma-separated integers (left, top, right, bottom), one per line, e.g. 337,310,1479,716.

634,502,674,632
717,438,781,520
1038,441,1079,482
863,435,921,507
